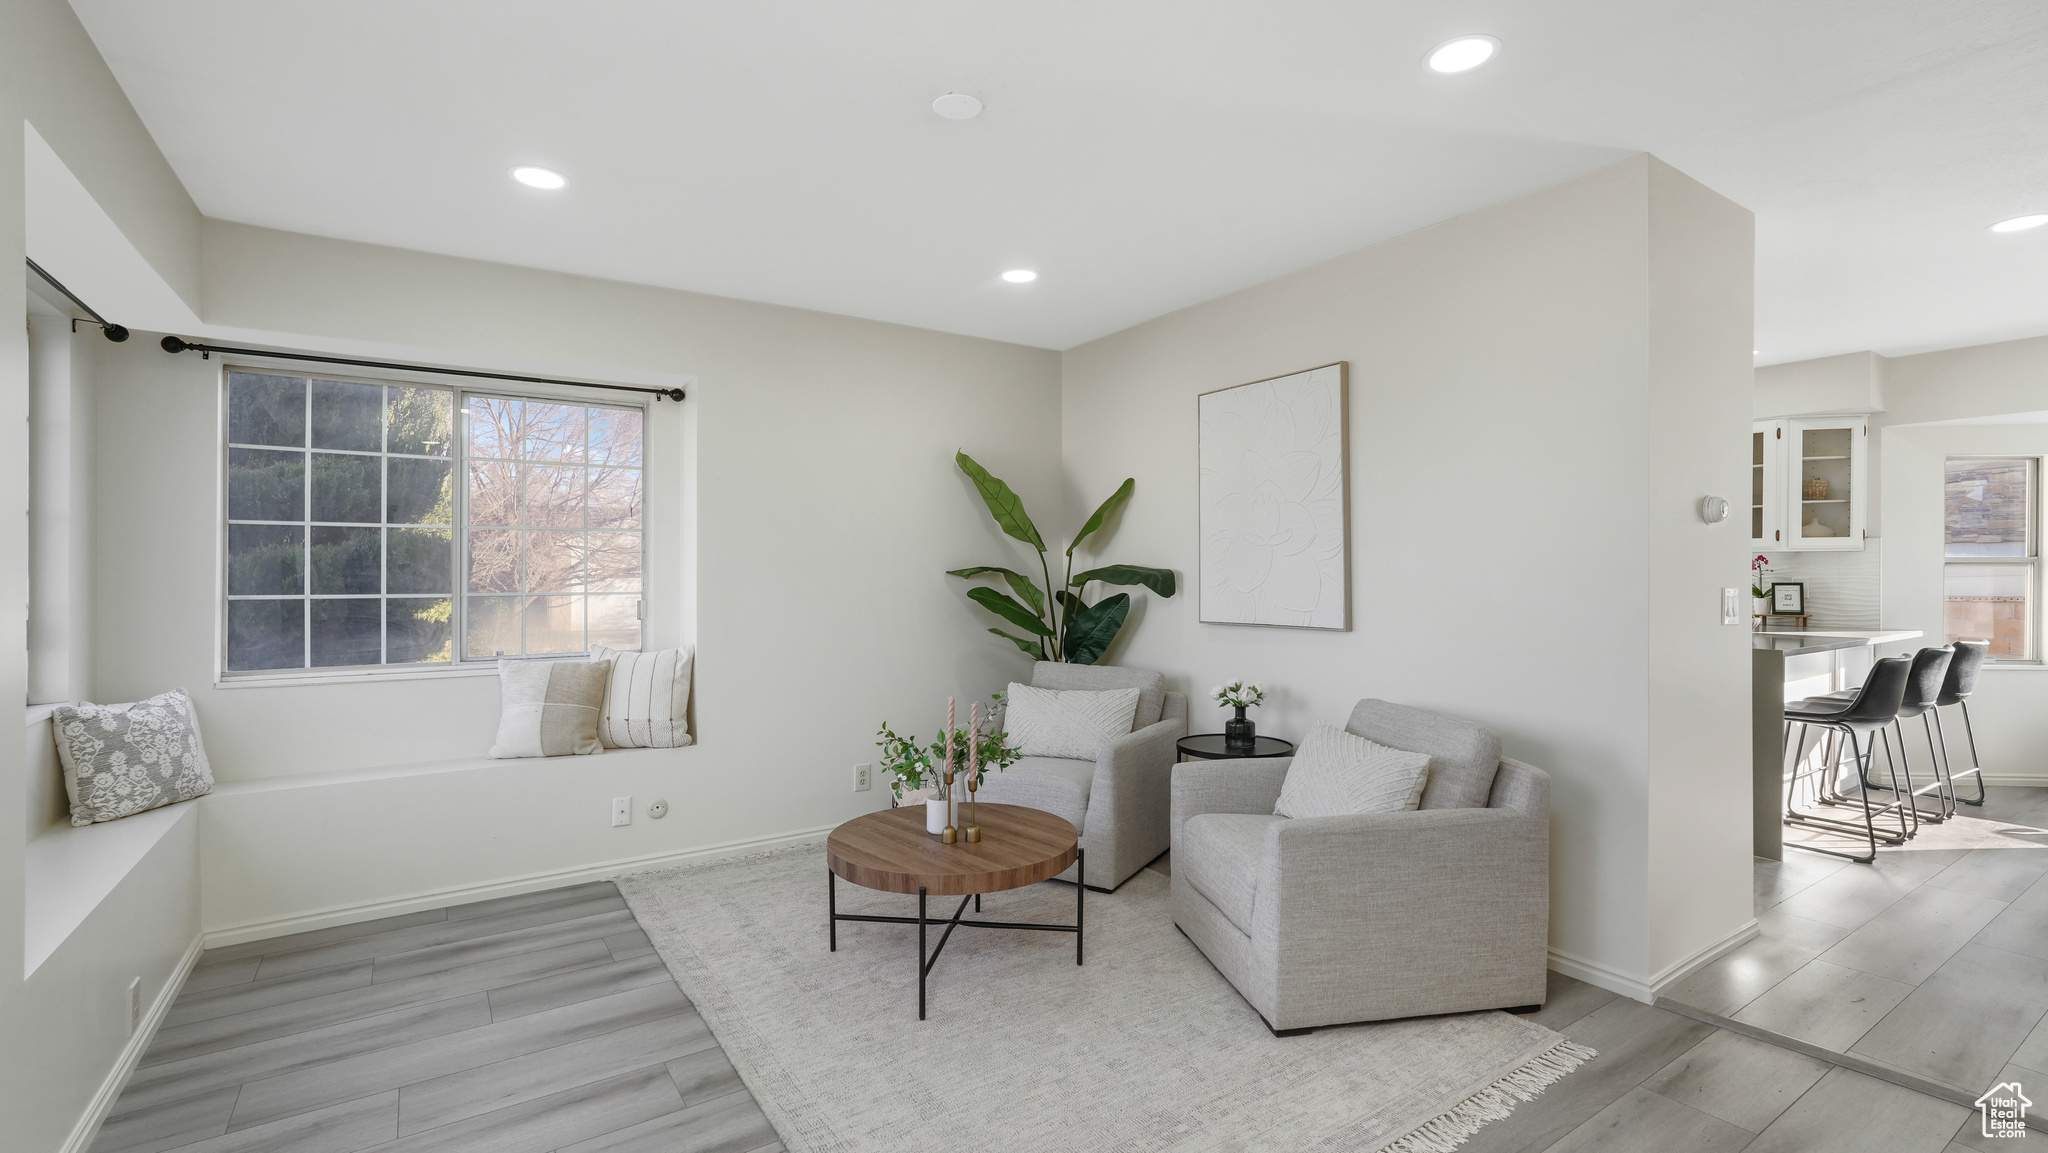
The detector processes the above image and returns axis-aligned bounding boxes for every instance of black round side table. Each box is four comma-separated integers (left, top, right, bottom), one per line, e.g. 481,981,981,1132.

1177,734,1295,761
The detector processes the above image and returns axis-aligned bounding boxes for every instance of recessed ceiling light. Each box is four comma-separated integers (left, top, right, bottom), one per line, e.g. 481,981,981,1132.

511,166,566,190
1001,269,1037,284
933,93,983,120
1426,35,1500,73
1990,214,2048,233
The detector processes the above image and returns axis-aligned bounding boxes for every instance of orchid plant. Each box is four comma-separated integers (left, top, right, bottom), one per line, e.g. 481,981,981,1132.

1751,554,1771,600
873,693,1023,803
1211,681,1266,709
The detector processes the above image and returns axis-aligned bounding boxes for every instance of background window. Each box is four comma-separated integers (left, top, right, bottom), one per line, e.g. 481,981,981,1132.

460,394,643,660
1944,457,2038,661
226,370,455,672
223,370,645,675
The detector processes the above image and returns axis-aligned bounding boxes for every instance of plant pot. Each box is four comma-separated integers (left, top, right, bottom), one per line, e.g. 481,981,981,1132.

1225,705,1256,751
926,797,949,835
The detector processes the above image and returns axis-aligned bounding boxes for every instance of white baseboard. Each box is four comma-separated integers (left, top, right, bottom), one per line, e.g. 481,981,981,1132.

1982,775,2048,788
1547,947,1655,1004
201,824,836,948
1650,918,1761,993
1546,917,1760,1007
61,932,205,1153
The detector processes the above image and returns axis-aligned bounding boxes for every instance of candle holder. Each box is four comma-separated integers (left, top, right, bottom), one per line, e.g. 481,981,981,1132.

941,765,958,844
964,773,981,842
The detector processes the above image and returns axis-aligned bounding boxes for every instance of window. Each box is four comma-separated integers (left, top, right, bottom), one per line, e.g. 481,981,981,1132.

1943,457,2038,662
223,368,644,676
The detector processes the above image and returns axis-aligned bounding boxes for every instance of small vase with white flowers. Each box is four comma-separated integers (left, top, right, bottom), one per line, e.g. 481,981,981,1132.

1212,681,1266,751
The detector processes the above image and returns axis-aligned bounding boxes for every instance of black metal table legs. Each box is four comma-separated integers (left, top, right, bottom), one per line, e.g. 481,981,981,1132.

827,849,1086,1020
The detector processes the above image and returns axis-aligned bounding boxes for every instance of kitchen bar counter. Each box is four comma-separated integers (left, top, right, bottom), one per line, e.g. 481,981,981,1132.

1753,627,1924,860
1753,629,1926,656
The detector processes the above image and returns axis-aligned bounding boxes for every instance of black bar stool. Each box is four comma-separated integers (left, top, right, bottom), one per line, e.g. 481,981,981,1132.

1783,654,1913,863
1811,646,1956,823
1935,640,1990,807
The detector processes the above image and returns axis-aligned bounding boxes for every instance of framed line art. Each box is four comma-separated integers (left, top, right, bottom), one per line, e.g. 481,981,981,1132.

1770,581,1806,614
1197,362,1350,630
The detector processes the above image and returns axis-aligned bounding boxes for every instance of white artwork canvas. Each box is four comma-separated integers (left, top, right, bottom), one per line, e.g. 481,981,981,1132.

1198,363,1349,629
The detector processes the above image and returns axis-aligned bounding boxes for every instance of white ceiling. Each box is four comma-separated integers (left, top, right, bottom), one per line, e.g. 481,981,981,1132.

65,0,2048,357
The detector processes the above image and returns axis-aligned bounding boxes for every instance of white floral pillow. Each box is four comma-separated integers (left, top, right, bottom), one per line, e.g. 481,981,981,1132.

53,688,215,826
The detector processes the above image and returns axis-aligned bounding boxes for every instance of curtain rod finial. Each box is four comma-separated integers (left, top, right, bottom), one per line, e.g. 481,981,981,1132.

161,335,190,354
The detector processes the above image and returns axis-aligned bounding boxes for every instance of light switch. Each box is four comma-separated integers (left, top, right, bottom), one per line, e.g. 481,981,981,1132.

1721,588,1741,626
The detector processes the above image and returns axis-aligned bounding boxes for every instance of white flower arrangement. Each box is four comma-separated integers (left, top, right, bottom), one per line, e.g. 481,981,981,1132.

1211,680,1265,709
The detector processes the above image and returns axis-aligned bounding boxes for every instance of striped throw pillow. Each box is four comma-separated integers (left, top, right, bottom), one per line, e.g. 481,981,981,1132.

590,645,694,749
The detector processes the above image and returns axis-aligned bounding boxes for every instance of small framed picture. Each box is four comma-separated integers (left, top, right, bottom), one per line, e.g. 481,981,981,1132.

1770,582,1806,613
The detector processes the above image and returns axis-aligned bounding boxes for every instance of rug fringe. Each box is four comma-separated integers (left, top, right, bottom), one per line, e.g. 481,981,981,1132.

1371,1039,1598,1153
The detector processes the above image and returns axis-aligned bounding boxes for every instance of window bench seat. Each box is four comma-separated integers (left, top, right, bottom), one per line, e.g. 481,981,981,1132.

24,804,196,978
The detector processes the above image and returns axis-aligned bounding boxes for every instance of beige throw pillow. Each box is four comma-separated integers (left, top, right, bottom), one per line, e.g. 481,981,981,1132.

1003,682,1141,761
589,645,694,749
1274,723,1431,819
489,660,611,758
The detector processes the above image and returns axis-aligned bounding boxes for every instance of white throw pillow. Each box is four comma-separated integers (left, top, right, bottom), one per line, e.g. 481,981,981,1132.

589,645,694,749
1273,723,1431,819
1003,682,1141,761
53,688,215,826
489,659,611,758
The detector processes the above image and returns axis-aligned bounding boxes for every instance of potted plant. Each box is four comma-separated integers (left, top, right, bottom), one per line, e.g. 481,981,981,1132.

875,694,1023,832
948,452,1176,665
1751,555,1772,629
1212,681,1266,750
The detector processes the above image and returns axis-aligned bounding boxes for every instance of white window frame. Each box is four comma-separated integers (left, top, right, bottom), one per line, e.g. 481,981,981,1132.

216,361,647,686
1943,455,2040,666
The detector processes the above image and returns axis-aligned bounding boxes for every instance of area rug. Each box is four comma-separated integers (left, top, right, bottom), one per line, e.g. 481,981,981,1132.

617,844,1592,1153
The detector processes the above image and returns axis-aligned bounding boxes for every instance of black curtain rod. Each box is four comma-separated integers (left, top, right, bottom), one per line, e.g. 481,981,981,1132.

158,336,683,402
25,258,130,342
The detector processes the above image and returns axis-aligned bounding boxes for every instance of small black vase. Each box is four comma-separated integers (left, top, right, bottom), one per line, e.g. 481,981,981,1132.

1224,705,1256,751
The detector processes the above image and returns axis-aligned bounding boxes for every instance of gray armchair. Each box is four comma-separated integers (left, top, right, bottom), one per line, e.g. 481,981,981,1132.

974,662,1187,891
1170,699,1549,1033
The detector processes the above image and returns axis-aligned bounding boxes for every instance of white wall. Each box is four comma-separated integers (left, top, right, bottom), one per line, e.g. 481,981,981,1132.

1060,155,1755,994
2,0,208,1145
87,223,1064,934
25,300,96,710
1881,422,2048,784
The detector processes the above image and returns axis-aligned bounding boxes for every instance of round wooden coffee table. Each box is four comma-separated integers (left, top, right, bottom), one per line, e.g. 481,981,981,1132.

826,802,1081,1019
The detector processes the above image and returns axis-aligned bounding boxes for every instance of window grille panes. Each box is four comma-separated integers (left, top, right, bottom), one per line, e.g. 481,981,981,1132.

225,369,455,672
1946,458,2034,557
461,395,643,659
1942,457,2038,663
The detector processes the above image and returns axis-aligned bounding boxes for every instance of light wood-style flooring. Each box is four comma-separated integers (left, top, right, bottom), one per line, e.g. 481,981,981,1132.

89,881,780,1153
1664,785,2048,1120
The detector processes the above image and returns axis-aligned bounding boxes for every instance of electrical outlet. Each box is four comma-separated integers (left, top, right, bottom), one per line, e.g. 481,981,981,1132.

126,977,141,1034
1721,587,1741,626
611,796,632,827
854,763,872,792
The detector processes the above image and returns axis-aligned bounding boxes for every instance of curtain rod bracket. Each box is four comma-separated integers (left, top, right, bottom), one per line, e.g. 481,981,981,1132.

27,258,128,342
159,335,683,402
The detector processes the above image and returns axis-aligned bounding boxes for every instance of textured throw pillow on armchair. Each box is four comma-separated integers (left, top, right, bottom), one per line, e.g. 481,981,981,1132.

1273,723,1432,819
1002,682,1141,759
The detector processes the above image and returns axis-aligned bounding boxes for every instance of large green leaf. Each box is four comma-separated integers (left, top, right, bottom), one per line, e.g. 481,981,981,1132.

989,628,1047,659
956,452,1045,551
947,566,1046,614
1070,564,1177,597
967,586,1053,636
1067,478,1134,556
1064,593,1130,665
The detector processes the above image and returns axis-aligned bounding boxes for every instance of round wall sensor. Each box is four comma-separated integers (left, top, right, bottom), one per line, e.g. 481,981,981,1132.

1699,496,1730,524
932,93,983,120
647,798,669,819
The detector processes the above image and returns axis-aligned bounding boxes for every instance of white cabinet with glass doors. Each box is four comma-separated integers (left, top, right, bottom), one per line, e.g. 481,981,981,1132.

1752,417,1867,551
